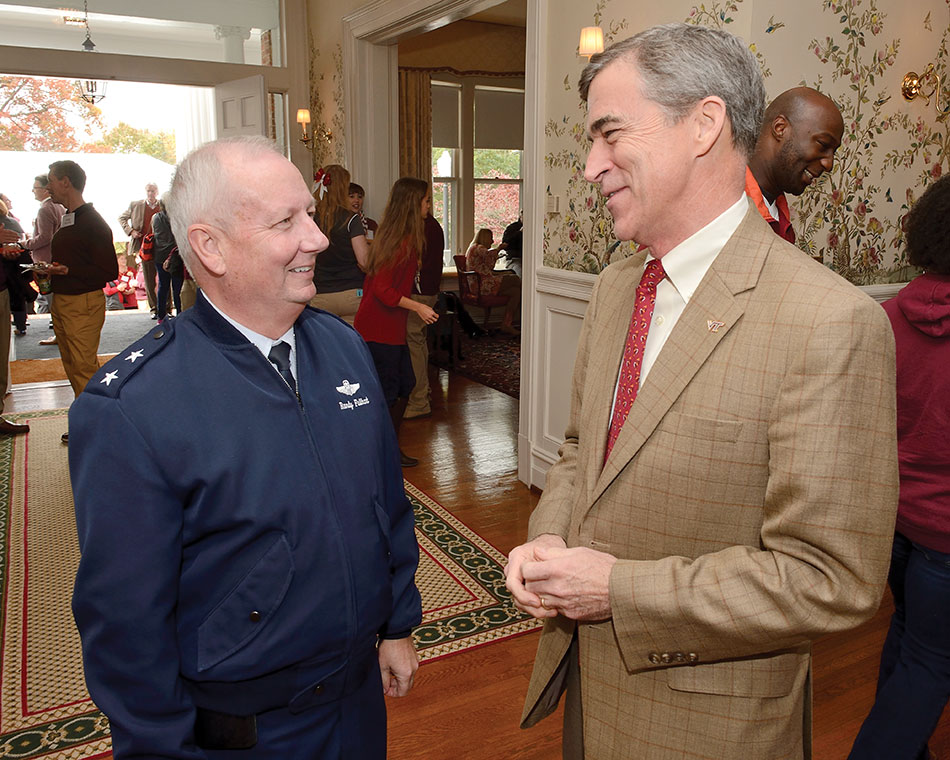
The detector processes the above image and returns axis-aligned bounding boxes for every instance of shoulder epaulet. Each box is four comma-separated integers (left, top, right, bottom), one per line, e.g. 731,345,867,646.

84,319,177,398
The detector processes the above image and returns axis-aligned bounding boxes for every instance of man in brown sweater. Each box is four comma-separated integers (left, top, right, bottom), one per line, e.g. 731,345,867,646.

46,160,118,440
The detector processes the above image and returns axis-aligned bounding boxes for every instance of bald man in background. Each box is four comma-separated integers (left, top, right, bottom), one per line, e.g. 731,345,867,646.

746,86,844,242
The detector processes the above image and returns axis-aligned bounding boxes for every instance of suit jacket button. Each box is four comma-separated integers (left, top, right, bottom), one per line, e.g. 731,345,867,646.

687,653,699,663
660,653,672,664
648,652,661,665
249,610,262,622
314,684,325,695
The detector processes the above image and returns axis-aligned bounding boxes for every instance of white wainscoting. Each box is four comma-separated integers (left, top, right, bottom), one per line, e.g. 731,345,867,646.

522,266,595,489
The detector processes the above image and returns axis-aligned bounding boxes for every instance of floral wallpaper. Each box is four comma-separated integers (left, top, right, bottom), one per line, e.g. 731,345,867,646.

307,32,346,173
542,0,950,285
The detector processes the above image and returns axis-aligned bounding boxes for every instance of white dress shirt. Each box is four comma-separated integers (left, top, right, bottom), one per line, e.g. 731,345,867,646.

610,194,748,416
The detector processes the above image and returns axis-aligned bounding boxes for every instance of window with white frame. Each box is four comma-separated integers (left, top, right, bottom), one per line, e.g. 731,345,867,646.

473,85,523,246
431,77,524,267
431,81,460,266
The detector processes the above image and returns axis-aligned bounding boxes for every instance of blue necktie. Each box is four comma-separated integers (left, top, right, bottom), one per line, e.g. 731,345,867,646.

267,341,296,394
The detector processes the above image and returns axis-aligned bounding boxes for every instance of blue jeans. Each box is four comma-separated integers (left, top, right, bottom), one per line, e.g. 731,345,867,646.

848,532,950,760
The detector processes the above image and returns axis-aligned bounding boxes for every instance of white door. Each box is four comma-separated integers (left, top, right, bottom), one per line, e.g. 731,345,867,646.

214,75,266,138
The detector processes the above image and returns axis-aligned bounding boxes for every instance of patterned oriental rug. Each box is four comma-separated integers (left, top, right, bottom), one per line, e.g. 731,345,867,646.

430,331,521,399
0,409,540,759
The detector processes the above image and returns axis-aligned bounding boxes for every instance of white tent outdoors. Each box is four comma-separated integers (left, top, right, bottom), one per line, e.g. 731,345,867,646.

1,150,176,246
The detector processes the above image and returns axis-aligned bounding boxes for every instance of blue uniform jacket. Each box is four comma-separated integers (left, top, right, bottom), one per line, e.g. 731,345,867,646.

70,293,421,758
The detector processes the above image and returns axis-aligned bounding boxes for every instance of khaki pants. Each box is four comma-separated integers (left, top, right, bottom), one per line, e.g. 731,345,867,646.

309,288,362,326
52,290,106,397
0,289,9,413
180,279,198,312
406,293,438,416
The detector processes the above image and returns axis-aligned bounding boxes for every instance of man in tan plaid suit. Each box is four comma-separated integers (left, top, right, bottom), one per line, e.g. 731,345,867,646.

506,24,899,760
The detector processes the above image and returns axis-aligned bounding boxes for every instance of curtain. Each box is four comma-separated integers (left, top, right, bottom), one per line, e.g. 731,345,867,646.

398,68,432,187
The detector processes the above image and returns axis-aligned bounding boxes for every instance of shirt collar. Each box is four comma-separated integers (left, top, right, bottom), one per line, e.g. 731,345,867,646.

202,293,296,359
649,194,748,303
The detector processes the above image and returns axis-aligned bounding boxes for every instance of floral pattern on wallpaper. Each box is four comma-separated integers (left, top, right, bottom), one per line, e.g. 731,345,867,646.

542,0,629,272
542,0,950,285
794,0,901,283
307,33,346,173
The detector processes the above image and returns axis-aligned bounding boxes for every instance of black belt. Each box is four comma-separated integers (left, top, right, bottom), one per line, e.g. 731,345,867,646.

195,706,257,750
190,642,378,750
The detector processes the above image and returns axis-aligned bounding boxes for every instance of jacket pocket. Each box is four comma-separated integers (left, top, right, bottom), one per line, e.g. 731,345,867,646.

197,535,295,672
666,651,803,698
663,411,742,443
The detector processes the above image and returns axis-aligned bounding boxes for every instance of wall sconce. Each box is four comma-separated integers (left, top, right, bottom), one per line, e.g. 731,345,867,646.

296,108,332,148
579,26,604,59
296,108,312,146
901,64,950,122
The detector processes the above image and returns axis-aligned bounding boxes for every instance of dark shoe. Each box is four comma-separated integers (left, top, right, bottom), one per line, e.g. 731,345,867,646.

14,329,26,336
151,313,159,320
400,451,418,467
0,418,29,435
61,432,68,445
39,335,57,346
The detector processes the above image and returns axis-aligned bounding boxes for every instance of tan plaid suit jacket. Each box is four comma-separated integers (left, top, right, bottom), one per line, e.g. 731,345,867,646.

521,207,899,759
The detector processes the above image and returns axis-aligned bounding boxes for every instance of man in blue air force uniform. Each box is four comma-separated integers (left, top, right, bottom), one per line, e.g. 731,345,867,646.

70,136,421,759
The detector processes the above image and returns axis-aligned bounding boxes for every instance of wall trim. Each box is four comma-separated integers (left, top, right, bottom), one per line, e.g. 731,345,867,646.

518,0,545,486
860,282,906,303
341,0,507,222
535,266,598,300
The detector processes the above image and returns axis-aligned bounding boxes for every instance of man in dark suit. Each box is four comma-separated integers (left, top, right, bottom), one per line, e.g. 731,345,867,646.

506,23,897,760
70,136,421,758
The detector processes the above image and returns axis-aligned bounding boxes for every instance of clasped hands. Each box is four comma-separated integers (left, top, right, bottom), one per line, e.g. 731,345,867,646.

504,534,617,622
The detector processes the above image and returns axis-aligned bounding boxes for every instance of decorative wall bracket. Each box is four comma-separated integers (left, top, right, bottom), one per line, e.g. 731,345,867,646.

901,64,950,122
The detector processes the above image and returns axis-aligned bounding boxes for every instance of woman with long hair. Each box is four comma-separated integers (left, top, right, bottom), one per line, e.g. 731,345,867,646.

465,227,521,335
354,177,438,467
310,164,370,325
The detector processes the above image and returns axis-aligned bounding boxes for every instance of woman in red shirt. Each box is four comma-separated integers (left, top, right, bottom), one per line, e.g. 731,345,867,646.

354,177,438,467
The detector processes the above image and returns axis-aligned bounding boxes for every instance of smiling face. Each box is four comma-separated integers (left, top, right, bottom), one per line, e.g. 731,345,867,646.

583,59,697,247
215,151,329,336
145,184,159,203
772,101,843,196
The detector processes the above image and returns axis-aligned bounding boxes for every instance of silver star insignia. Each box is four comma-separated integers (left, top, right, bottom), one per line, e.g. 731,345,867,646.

100,371,119,386
125,349,144,363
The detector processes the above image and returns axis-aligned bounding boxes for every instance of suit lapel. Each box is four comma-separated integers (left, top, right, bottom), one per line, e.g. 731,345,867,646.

587,207,773,509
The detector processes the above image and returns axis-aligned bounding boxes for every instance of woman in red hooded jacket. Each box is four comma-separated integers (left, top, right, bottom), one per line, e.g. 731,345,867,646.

849,175,950,760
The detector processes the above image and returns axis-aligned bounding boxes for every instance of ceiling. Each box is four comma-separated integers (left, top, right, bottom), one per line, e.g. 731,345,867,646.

467,0,526,28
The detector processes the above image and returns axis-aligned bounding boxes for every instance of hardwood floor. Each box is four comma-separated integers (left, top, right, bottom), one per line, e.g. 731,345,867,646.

8,364,947,758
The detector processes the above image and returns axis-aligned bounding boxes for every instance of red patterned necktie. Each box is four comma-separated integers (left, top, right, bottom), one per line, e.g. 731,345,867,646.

604,259,666,463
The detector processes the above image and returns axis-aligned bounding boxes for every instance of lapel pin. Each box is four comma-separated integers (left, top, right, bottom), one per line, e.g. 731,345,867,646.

707,320,725,333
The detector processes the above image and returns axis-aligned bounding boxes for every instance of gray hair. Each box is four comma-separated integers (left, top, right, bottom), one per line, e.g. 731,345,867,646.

578,23,765,157
167,135,283,272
